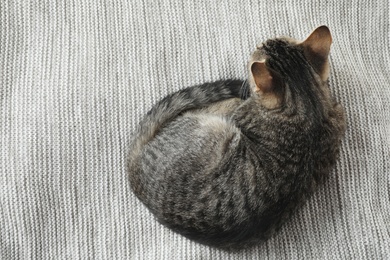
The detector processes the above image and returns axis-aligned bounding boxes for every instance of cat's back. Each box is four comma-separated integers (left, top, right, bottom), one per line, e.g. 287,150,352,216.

141,112,240,174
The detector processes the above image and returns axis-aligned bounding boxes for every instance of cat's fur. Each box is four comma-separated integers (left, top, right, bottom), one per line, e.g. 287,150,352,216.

128,26,346,249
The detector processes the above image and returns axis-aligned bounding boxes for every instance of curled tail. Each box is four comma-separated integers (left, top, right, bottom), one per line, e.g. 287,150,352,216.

127,79,244,197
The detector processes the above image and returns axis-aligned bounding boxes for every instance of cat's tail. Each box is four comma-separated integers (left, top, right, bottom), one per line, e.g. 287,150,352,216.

127,79,243,197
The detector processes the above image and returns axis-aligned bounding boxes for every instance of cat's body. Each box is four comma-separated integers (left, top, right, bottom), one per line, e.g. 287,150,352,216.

128,26,346,249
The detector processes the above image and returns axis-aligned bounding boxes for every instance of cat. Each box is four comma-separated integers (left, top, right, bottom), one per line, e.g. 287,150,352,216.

127,26,346,249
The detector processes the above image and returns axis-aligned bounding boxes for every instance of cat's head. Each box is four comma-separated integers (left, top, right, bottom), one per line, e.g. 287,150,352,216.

248,26,333,110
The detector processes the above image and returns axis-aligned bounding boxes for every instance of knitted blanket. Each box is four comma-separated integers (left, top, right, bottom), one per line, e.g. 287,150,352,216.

1,1,389,259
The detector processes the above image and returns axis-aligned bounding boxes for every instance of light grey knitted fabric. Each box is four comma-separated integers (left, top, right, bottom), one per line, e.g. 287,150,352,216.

1,1,389,259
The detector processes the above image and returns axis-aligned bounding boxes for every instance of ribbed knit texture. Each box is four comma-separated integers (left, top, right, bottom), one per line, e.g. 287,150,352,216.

1,1,389,259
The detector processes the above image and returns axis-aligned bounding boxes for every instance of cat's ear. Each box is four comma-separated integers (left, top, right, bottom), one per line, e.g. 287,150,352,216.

251,61,282,108
251,61,274,93
300,26,332,81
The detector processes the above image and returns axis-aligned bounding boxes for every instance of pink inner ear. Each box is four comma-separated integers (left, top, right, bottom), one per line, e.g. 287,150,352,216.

251,62,273,93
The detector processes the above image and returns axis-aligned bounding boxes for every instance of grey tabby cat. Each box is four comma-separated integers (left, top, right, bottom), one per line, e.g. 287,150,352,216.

128,26,346,249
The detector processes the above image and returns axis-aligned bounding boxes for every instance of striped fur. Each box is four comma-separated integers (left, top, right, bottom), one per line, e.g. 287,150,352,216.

128,29,346,249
